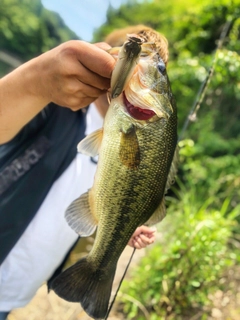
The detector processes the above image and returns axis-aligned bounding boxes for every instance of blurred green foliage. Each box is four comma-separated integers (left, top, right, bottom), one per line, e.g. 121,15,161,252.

0,0,79,75
120,191,239,319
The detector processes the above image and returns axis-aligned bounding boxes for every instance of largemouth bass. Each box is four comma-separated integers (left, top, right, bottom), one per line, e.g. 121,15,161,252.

51,30,178,320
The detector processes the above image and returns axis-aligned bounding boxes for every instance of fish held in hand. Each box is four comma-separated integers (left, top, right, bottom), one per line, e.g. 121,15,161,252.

51,29,178,320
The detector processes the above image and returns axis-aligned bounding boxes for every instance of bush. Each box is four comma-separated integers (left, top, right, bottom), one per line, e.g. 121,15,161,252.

179,139,240,211
119,186,239,320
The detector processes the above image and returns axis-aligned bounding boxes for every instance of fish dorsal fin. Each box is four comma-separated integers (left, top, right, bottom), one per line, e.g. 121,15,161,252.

165,145,179,192
77,128,103,157
65,191,98,237
145,197,166,226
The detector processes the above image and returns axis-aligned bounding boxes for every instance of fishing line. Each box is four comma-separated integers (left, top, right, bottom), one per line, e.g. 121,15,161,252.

104,248,136,320
178,18,235,141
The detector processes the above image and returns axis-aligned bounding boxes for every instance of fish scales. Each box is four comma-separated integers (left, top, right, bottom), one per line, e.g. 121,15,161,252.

89,99,177,268
51,29,178,320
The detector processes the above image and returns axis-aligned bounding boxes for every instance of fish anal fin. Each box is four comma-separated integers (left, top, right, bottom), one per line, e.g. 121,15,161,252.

77,128,103,157
65,191,97,237
119,125,140,169
145,197,166,226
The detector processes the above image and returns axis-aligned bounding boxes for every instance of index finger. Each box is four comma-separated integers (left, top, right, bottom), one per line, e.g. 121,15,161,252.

77,41,115,79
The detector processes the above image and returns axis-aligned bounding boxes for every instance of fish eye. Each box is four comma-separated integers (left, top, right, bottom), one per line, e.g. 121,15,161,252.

157,61,166,74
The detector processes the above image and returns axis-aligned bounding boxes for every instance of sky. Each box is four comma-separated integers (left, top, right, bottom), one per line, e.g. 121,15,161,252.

41,0,127,42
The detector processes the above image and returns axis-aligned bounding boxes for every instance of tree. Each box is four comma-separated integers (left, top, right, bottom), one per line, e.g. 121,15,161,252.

0,0,78,62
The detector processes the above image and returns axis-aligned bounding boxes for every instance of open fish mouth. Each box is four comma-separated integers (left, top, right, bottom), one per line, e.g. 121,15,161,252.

123,91,156,120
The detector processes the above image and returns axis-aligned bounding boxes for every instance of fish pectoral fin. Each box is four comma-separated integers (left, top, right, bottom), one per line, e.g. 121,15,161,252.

77,128,103,157
65,191,97,237
145,197,166,226
119,125,140,169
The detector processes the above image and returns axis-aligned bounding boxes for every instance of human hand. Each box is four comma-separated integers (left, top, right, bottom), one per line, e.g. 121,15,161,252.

34,40,115,110
128,226,157,249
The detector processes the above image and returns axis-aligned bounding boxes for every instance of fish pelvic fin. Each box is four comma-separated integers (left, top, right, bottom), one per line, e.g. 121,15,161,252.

51,257,116,320
77,128,103,156
65,191,97,237
145,197,166,226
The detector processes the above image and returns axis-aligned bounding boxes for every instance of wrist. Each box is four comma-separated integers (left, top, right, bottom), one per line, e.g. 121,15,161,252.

20,56,50,106
0,57,50,143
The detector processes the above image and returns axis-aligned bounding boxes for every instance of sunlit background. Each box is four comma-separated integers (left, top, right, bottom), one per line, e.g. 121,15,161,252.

41,0,127,41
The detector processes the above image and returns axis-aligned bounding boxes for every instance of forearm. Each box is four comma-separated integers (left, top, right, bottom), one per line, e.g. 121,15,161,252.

0,58,49,144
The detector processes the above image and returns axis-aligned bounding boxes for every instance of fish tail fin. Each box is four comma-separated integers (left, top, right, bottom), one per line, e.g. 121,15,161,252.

51,257,116,320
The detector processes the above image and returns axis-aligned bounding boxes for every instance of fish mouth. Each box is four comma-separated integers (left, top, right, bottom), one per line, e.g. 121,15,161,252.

123,92,156,120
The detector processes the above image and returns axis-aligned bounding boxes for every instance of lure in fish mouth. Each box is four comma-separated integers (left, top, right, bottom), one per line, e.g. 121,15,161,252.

51,31,178,320
110,34,144,99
